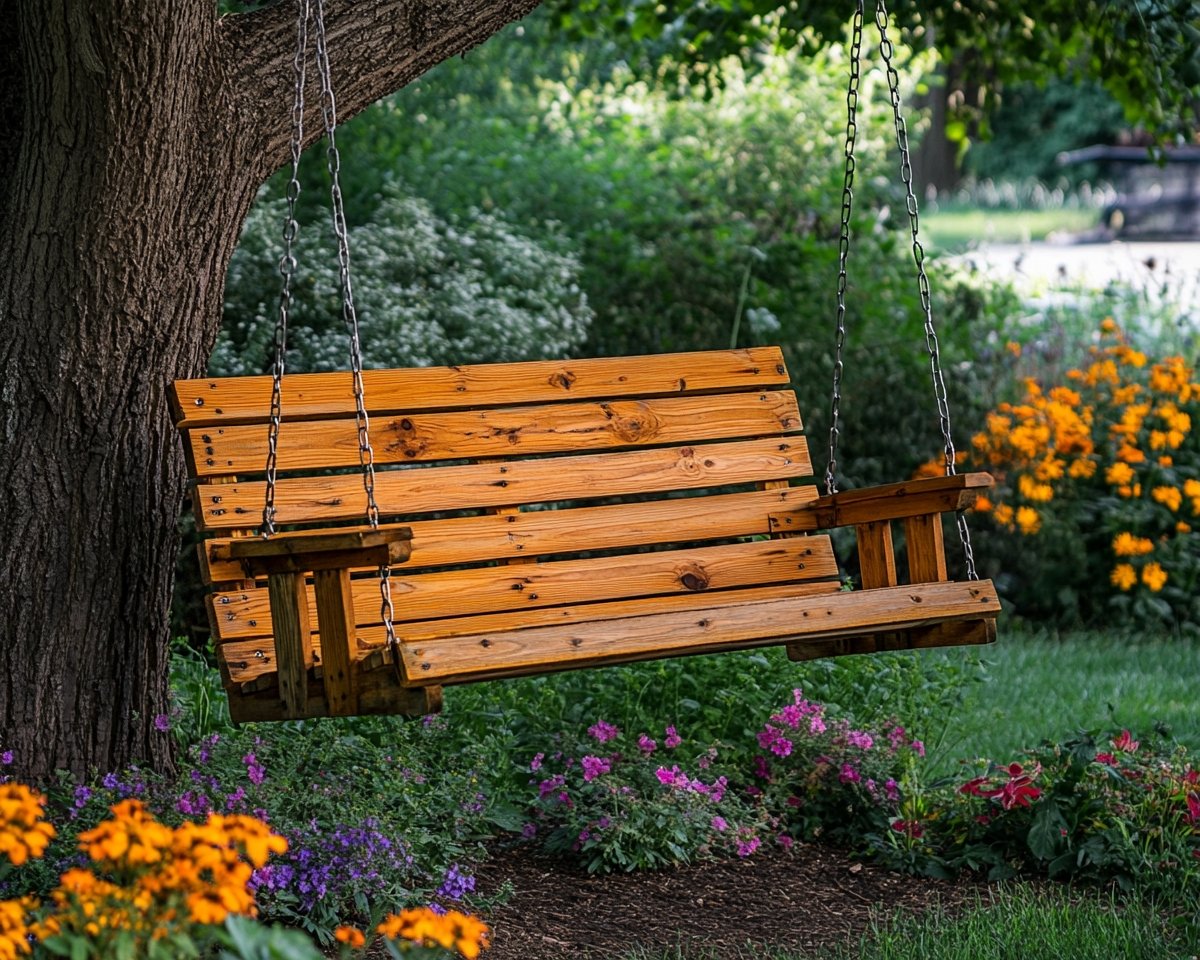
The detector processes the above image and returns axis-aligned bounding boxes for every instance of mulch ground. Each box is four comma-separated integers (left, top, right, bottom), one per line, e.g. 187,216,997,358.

471,841,986,958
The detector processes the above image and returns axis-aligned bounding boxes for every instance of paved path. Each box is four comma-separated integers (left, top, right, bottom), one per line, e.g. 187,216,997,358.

952,240,1200,312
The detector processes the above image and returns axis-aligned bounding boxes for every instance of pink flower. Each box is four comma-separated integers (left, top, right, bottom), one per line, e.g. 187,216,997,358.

884,778,900,801
753,755,771,780
839,763,861,784
910,739,925,757
1186,793,1200,825
710,816,728,832
655,765,684,787
664,726,682,749
530,753,544,772
888,725,907,752
959,776,989,797
776,834,794,851
588,721,620,743
847,730,874,750
1112,730,1140,753
637,734,657,755
736,835,761,857
809,715,826,735
580,755,611,782
1094,752,1117,766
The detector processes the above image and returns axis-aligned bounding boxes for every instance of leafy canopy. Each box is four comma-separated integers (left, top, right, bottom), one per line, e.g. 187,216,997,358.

546,0,1200,144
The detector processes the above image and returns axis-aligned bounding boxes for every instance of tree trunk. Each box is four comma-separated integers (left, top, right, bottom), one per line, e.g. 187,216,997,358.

0,0,540,782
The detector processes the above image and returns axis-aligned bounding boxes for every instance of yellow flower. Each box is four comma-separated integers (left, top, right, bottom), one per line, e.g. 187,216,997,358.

1117,483,1142,499
1006,340,1022,357
1110,564,1137,591
1158,456,1173,467
1142,562,1168,592
1068,458,1097,479
1015,506,1041,535
992,503,1014,529
1177,521,1192,534
1112,532,1154,557
1100,317,1119,334
1018,474,1054,503
1151,486,1182,512
972,495,993,513
1105,462,1135,486
335,925,366,949
0,784,56,868
1116,444,1145,464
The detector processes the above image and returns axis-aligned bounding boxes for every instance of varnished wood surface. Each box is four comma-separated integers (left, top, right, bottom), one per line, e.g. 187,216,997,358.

194,436,812,530
209,537,839,641
185,391,801,475
395,580,1001,684
171,347,790,427
201,487,816,584
218,580,844,686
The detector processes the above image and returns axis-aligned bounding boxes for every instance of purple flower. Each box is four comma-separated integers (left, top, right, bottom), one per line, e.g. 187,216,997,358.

709,776,728,804
580,755,611,782
753,755,771,780
809,715,827,735
637,734,657,755
0,751,12,766
437,864,475,900
587,721,620,743
910,739,926,757
225,786,247,810
521,822,538,839
711,816,728,832
888,725,907,752
884,778,900,801
102,773,120,791
529,753,544,772
596,816,611,830
776,834,794,851
243,752,265,785
736,835,761,858
73,785,91,809
153,714,170,733
664,726,682,749
839,763,861,784
537,775,565,798
757,725,793,757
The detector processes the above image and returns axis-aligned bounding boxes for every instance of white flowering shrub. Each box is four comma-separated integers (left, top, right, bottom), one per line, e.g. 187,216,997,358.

214,189,592,375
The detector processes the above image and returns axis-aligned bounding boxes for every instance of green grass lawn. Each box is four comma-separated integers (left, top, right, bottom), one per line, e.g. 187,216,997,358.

924,626,1200,776
922,207,1100,253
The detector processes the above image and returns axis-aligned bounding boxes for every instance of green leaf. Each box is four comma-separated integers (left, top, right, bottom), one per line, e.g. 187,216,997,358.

1027,800,1069,861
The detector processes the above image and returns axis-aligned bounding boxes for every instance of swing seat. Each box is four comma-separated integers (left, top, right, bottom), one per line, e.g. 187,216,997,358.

171,346,999,724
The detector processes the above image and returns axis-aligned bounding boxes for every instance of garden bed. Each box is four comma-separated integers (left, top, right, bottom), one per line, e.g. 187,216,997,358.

472,841,981,958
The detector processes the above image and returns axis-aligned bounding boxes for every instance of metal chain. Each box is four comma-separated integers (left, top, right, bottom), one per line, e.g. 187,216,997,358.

824,1,865,497
310,0,403,669
873,0,978,579
262,0,311,538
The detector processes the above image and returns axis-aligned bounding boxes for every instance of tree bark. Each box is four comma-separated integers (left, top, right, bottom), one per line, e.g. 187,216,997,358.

0,0,540,781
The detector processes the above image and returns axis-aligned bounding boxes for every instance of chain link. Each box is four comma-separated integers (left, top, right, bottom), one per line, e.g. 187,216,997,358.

310,0,403,670
873,0,977,579
824,1,865,497
263,0,311,538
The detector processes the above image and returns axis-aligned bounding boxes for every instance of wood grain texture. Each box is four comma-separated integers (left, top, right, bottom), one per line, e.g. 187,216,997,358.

785,617,996,661
395,580,1001,685
227,673,442,724
171,347,789,427
312,569,358,717
767,473,994,533
266,572,311,719
219,580,844,686
855,522,898,590
209,537,840,641
904,514,947,584
185,391,801,475
194,436,813,530
201,487,816,583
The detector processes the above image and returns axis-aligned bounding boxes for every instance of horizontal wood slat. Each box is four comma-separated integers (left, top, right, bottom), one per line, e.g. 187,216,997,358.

194,436,812,530
201,486,818,584
185,391,801,476
218,581,844,687
171,347,789,428
209,537,838,641
398,580,1001,684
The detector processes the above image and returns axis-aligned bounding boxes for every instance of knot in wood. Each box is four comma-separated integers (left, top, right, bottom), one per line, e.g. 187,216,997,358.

678,563,710,592
549,371,576,390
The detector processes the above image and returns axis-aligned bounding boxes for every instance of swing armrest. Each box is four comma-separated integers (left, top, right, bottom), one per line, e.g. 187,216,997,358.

768,473,992,532
227,528,412,577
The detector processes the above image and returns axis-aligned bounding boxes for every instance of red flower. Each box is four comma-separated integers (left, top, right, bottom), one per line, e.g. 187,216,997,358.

1094,752,1117,765
1111,730,1139,753
1186,793,1200,826
891,819,924,839
959,776,989,797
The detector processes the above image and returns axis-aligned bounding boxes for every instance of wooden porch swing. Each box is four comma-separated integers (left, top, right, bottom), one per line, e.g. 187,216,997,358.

169,0,999,724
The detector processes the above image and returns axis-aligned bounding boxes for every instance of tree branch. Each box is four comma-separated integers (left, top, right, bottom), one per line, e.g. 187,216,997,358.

220,0,543,180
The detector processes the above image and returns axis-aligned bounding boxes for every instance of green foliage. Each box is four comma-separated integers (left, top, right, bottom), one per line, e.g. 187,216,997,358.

817,887,1198,960
547,1,1200,147
216,189,592,376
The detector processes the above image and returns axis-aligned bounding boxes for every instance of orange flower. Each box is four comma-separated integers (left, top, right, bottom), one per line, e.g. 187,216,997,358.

335,925,366,949
1110,564,1137,591
1105,462,1135,486
1151,486,1182,512
0,784,56,867
1141,562,1168,592
1015,506,1041,535
1112,532,1154,557
972,495,993,513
